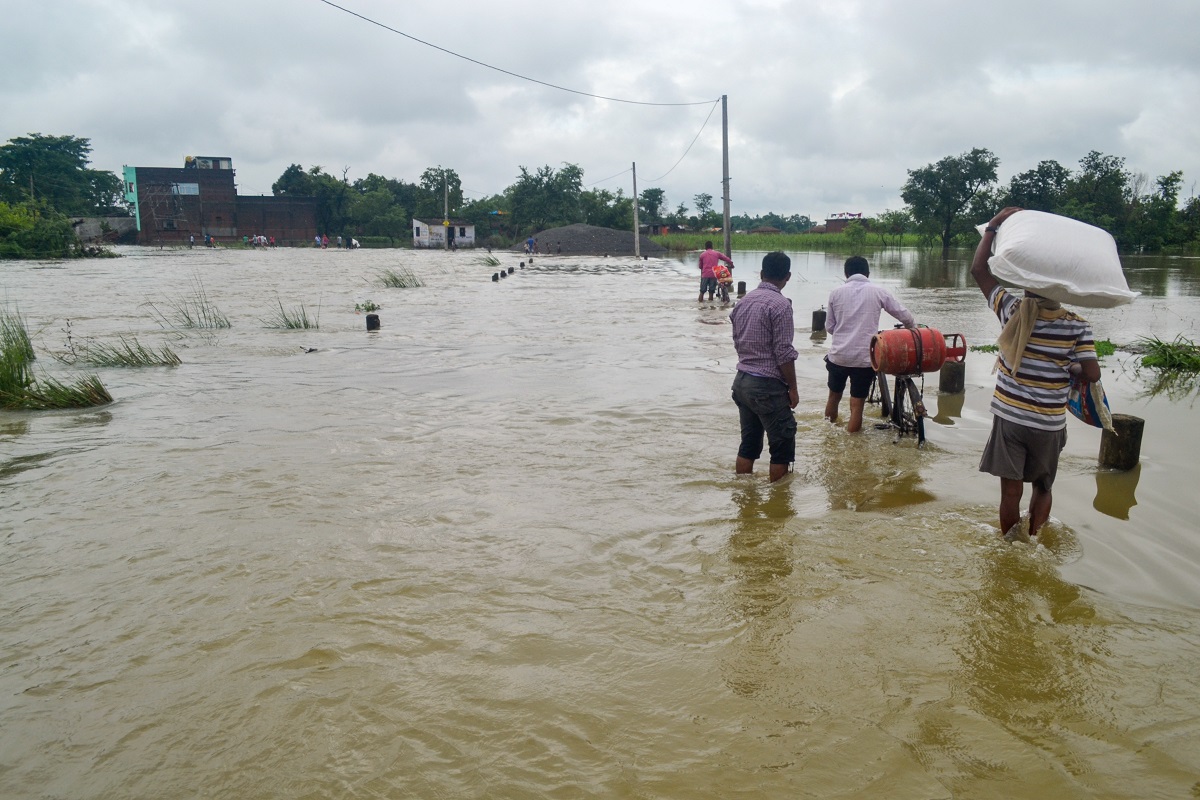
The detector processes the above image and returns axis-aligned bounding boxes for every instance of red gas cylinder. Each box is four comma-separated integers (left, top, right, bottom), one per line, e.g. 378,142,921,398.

871,327,966,375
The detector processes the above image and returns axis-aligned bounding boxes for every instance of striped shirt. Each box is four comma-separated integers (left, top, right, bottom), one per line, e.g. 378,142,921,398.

730,281,798,383
988,286,1097,431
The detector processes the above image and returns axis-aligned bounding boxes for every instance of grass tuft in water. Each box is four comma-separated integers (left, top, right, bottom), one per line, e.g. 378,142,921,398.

971,338,1118,360
479,255,501,267
263,299,320,329
1137,335,1200,372
10,374,113,409
148,275,231,329
0,310,112,409
378,268,424,288
80,336,181,367
0,309,36,399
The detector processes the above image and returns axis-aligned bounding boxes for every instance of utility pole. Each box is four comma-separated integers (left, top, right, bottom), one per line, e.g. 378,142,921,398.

721,94,731,259
443,176,449,250
632,161,640,258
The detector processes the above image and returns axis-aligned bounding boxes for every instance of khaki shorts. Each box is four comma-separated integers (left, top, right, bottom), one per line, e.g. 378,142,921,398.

979,416,1067,491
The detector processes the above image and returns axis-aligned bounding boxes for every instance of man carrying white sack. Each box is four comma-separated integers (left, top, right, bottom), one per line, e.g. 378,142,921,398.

971,206,1101,541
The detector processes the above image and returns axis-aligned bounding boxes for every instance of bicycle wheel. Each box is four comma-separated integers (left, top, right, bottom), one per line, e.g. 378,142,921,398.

892,377,926,445
876,370,892,418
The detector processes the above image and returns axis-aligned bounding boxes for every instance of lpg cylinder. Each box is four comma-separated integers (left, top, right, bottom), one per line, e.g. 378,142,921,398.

871,327,951,375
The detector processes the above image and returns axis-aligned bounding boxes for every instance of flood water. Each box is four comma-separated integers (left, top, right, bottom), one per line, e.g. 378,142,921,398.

2,244,1199,798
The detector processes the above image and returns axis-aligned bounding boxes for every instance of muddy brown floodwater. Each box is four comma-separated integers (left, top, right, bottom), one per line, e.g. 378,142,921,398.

2,244,1198,798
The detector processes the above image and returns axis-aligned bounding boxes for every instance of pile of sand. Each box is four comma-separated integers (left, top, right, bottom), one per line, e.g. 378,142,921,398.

511,223,667,257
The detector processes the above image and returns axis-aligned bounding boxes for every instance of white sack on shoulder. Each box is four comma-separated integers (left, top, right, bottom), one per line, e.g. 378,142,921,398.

975,210,1139,308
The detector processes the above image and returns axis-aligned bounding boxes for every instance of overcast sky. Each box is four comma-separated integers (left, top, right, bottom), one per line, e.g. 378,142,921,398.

6,0,1199,219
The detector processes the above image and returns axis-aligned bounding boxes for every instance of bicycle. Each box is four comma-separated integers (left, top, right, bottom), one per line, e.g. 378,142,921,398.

868,368,927,445
867,324,966,448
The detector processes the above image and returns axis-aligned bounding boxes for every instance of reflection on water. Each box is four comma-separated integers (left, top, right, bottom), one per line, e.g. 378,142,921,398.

1094,464,1141,520
930,389,965,425
805,425,937,512
727,481,796,620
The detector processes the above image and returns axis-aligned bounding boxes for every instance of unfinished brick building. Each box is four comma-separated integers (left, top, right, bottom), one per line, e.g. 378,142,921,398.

122,156,317,246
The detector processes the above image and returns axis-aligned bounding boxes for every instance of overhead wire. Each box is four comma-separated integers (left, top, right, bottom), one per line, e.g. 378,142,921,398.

646,99,721,183
314,0,722,197
316,0,717,107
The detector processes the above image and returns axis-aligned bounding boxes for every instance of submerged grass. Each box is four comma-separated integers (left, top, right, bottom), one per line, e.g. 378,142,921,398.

0,309,112,409
80,336,181,367
379,268,424,288
148,275,231,329
479,255,502,267
263,299,320,329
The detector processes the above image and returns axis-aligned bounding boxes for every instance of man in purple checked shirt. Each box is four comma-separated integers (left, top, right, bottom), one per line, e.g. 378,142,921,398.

823,255,915,432
729,252,799,482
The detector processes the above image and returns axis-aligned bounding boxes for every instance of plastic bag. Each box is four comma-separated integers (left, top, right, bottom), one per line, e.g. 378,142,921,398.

976,210,1138,308
1067,379,1114,431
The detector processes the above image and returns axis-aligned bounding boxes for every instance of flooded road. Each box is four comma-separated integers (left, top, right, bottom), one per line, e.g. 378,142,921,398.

2,244,1199,797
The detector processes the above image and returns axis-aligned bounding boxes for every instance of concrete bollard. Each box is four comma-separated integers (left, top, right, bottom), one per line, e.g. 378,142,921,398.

737,280,747,297
492,272,499,281
939,360,965,394
508,266,514,274
812,307,826,333
520,261,525,268
1099,414,1145,471
500,270,507,278
366,313,380,331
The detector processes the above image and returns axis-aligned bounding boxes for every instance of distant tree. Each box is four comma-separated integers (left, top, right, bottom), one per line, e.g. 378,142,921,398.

580,187,632,230
507,163,584,233
1053,151,1133,241
782,214,814,233
0,133,125,216
1124,171,1187,251
1004,159,1070,212
418,166,463,219
0,200,77,259
844,220,867,249
272,163,315,197
666,202,689,227
639,188,667,223
459,193,511,242
1180,194,1200,246
873,209,911,247
901,147,999,252
274,165,353,235
693,192,717,227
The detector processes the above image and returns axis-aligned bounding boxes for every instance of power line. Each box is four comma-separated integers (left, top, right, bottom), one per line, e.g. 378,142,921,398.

647,99,722,182
316,0,717,107
585,168,632,188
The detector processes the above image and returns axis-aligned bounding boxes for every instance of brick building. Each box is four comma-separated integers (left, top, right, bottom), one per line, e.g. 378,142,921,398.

122,156,317,246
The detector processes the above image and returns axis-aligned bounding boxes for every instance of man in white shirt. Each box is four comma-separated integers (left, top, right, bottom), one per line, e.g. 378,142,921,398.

823,256,916,432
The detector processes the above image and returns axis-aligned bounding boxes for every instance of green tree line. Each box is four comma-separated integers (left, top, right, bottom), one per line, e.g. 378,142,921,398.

900,147,1199,253
0,133,126,259
5,131,1196,256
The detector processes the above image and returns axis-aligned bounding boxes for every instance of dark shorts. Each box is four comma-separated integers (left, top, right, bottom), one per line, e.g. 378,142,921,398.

979,416,1067,491
700,276,718,294
825,356,876,400
731,371,796,465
